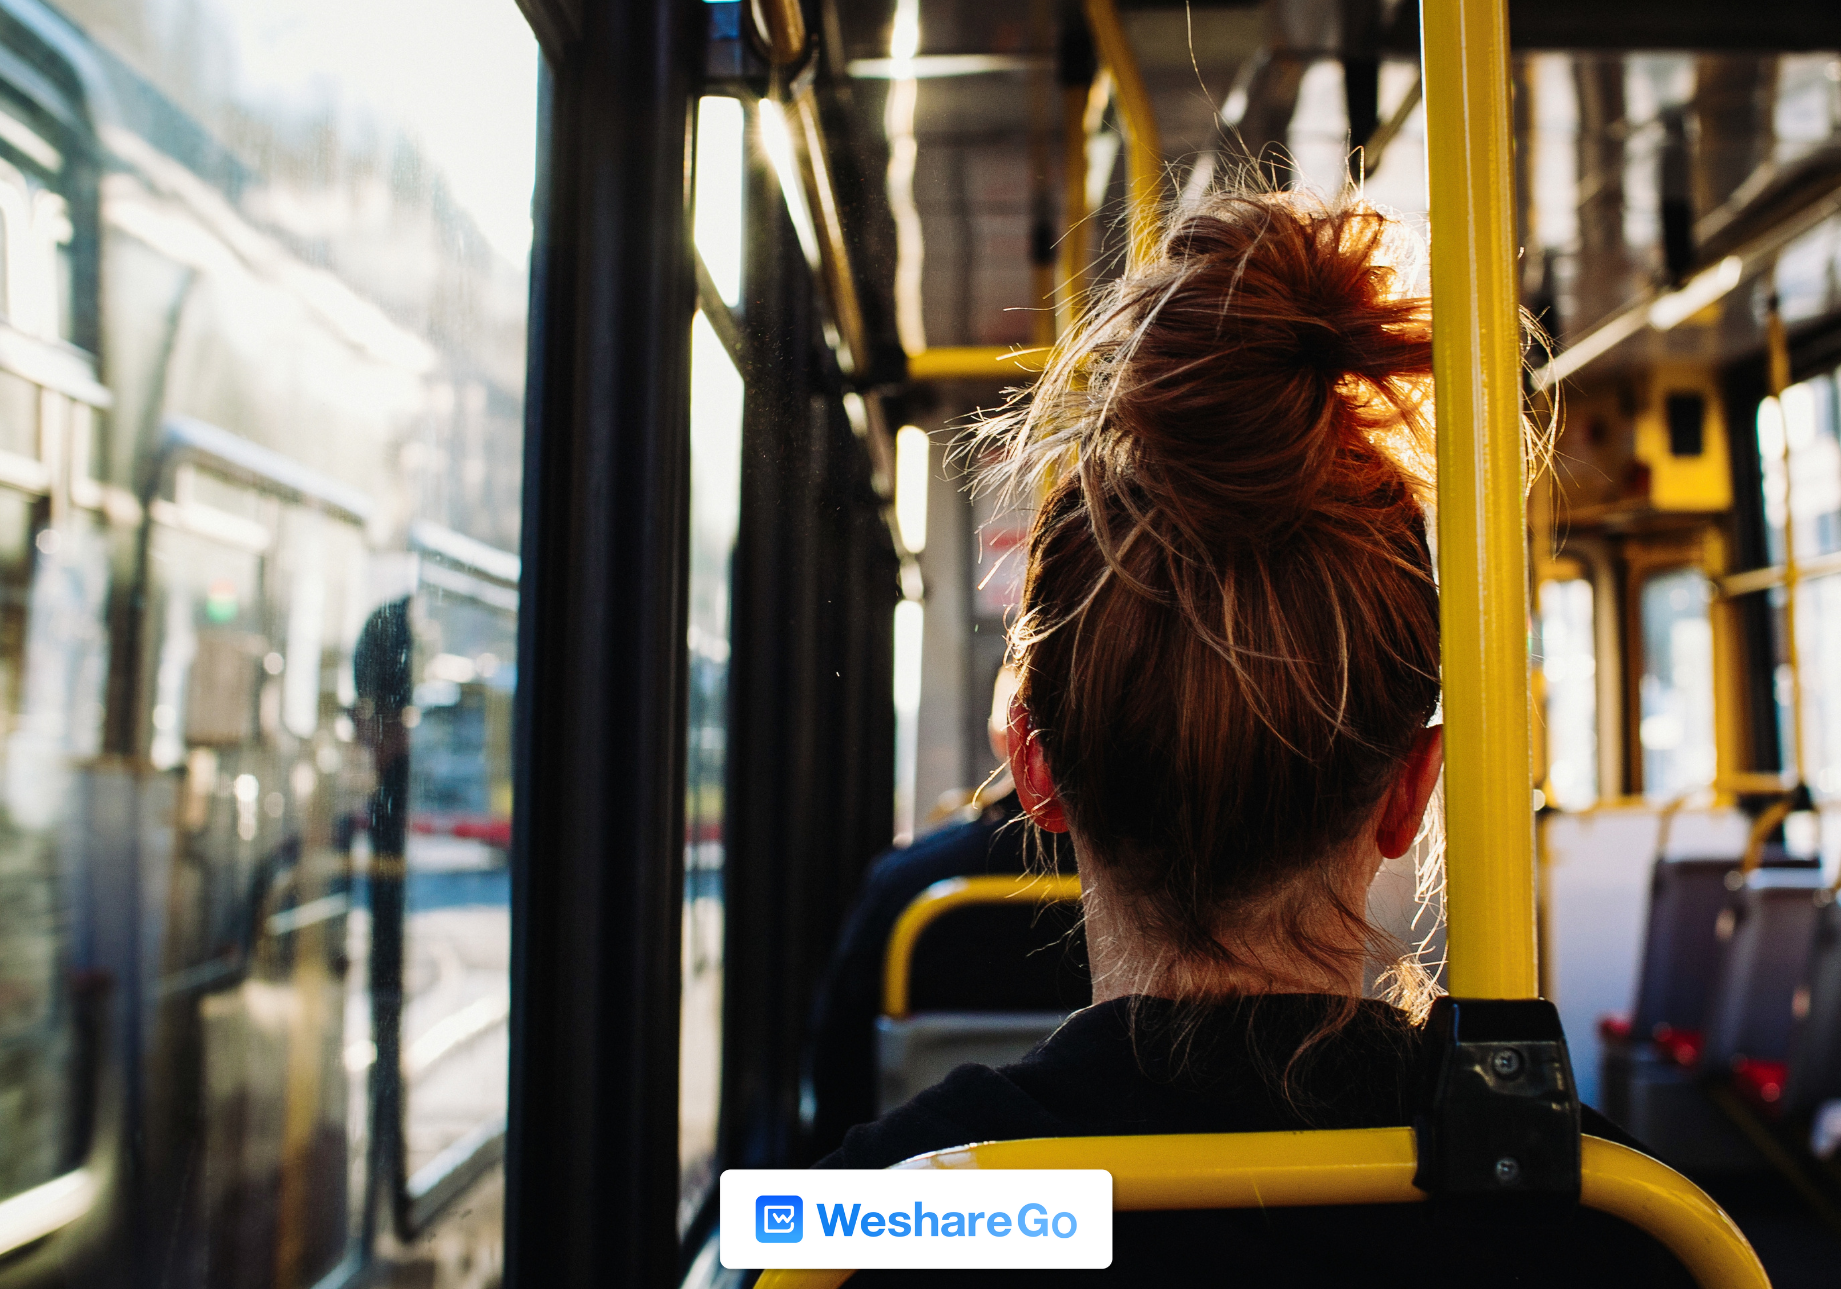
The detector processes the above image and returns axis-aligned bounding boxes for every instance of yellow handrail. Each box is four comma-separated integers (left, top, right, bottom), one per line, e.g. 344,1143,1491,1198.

1422,0,1536,1000
902,1124,1420,1207
1082,0,1161,269
757,1131,1766,1289
882,874,1083,1019
904,346,1049,383
1740,798,1798,876
753,0,806,66
1054,65,1097,333
1578,1139,1770,1288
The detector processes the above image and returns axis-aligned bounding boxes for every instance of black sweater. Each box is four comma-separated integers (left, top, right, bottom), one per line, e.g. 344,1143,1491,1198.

817,995,1694,1287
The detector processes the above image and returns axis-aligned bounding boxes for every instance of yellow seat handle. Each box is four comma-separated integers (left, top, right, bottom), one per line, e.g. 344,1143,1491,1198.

882,874,1082,1019
758,1130,1767,1289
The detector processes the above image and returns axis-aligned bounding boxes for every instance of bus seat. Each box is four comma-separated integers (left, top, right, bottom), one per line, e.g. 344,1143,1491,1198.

754,1129,1769,1289
1600,1038,1761,1171
1700,866,1827,1080
1543,805,1765,1109
1601,850,1813,1169
876,875,1085,1114
1629,846,1813,1040
1632,856,1745,1042
1785,895,1841,1116
876,1013,1074,1113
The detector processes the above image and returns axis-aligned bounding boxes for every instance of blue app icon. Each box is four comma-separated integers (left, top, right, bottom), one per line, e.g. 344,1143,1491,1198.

756,1195,803,1243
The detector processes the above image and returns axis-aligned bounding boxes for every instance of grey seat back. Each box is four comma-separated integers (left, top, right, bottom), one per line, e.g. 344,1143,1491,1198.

875,1012,1069,1114
875,878,1089,1113
1701,867,1827,1074
1632,857,1743,1039
1786,897,1841,1115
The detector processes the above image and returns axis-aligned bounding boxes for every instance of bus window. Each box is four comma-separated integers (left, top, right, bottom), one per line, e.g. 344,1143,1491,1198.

1758,375,1841,567
399,527,519,1228
0,138,72,343
1767,370,1841,796
680,94,747,1235
1804,572,1841,800
0,370,39,473
0,489,100,1206
0,60,106,1221
0,0,539,1280
1638,568,1716,800
1538,577,1598,810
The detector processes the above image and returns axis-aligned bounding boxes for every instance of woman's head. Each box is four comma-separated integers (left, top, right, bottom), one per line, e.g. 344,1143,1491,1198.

980,190,1442,1003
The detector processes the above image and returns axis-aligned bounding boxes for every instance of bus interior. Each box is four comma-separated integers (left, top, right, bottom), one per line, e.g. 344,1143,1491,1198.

0,0,1838,1287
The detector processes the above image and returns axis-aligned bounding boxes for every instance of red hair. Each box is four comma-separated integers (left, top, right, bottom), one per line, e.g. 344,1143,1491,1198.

976,191,1440,1009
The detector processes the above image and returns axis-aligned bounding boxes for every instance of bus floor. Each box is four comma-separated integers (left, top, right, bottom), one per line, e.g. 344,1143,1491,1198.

1690,1170,1841,1289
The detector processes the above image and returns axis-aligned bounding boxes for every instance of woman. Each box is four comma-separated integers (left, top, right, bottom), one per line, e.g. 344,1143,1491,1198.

817,191,1690,1286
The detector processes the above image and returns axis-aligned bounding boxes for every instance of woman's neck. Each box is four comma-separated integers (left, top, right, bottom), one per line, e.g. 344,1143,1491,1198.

1077,848,1372,1005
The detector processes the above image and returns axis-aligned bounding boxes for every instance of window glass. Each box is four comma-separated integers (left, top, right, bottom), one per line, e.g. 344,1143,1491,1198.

1770,367,1841,798
1799,572,1841,800
0,0,536,1280
680,95,746,1234
0,135,75,342
0,492,94,1204
892,598,925,843
1537,577,1598,810
0,32,109,1221
0,369,40,463
1758,374,1841,566
1639,569,1717,800
400,552,518,1202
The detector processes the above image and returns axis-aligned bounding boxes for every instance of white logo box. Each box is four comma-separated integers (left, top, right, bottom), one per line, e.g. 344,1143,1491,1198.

720,1169,1113,1270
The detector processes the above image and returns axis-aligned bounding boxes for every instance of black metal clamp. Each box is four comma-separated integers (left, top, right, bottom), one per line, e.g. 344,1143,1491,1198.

1414,997,1582,1205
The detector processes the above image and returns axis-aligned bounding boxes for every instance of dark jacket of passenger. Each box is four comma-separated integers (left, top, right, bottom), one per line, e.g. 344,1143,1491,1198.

805,795,1031,1158
817,994,1693,1287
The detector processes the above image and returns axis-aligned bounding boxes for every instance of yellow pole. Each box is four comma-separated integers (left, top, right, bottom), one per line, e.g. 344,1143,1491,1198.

1027,1,1058,346
906,346,1050,382
755,0,806,65
1704,527,1754,806
1082,0,1162,269
1055,75,1091,332
1421,0,1537,999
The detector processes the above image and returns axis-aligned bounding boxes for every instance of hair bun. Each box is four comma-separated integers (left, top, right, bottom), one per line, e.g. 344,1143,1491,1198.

1018,193,1433,549
977,189,1445,1013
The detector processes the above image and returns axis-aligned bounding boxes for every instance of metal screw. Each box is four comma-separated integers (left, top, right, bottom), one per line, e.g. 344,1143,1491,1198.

1495,1156,1521,1186
1490,1047,1524,1078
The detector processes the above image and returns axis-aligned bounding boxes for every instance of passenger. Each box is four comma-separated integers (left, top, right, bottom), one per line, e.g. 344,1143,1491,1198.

806,667,1070,1159
816,190,1691,1286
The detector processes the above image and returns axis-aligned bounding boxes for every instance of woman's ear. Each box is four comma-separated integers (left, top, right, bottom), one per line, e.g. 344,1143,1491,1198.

1375,726,1443,859
1007,698,1069,833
